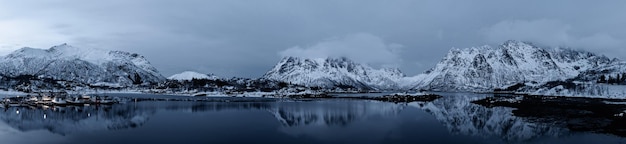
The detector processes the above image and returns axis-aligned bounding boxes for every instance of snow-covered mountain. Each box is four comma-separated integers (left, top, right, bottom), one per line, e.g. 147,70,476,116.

0,44,165,86
410,40,614,92
263,57,405,90
168,71,218,81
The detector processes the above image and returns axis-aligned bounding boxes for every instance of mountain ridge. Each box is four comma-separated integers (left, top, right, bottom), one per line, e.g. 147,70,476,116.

1,41,623,96
0,44,165,88
261,40,622,92
409,40,615,92
263,56,405,90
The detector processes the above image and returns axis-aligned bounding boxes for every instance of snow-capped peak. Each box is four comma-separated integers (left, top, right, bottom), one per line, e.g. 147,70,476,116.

263,56,405,90
6,44,141,66
168,71,219,81
410,40,613,92
0,44,165,86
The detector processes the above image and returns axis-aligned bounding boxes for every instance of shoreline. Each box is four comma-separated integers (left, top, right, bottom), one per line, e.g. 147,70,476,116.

471,94,626,137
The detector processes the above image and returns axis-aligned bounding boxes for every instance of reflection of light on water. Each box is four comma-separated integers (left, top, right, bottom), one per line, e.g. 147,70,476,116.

15,110,19,115
44,114,47,119
88,113,91,117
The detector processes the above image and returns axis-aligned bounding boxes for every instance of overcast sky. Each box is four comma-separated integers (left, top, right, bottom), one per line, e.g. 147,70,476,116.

1,0,625,77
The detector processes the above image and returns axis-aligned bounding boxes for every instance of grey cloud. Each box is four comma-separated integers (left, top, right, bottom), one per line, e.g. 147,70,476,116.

482,19,625,59
279,33,403,68
1,0,625,77
483,19,572,46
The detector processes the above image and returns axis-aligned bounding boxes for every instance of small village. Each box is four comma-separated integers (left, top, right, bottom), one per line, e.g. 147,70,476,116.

1,92,119,109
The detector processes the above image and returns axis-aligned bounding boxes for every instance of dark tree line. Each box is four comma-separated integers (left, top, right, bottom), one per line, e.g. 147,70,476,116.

153,78,301,92
597,73,626,84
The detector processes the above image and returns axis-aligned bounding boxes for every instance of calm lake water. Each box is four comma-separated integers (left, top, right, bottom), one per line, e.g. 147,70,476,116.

1,93,625,144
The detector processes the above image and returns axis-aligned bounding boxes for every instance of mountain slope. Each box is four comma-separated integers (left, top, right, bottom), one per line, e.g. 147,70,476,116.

168,71,218,81
575,61,626,83
0,44,165,86
263,57,405,90
411,40,613,92
502,62,626,98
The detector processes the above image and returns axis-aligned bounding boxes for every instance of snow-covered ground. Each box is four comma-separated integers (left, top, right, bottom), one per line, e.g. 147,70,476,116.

168,71,218,80
386,92,430,96
0,90,29,97
522,84,626,99
127,85,324,98
0,88,144,97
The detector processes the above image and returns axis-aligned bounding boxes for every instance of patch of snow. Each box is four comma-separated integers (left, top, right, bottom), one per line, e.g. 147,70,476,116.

387,92,429,96
522,83,626,99
0,90,28,97
91,82,123,88
168,71,218,81
603,101,626,105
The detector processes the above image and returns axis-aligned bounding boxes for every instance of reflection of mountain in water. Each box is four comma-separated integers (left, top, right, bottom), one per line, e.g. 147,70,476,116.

412,93,568,142
269,100,406,127
0,100,405,136
265,100,409,143
0,104,153,135
0,102,280,135
0,96,569,142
